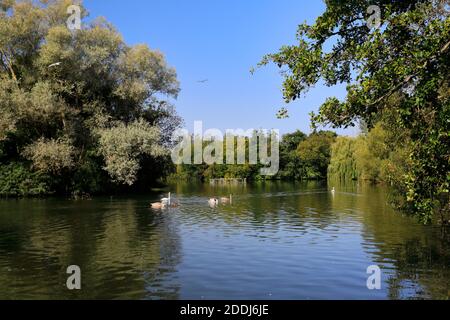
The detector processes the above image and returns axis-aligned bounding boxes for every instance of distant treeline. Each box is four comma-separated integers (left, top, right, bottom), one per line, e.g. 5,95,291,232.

170,130,338,182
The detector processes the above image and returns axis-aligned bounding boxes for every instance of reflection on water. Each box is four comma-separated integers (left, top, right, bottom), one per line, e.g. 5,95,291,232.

0,181,449,299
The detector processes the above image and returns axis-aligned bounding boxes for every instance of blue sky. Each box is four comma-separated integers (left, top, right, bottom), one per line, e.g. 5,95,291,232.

84,0,357,136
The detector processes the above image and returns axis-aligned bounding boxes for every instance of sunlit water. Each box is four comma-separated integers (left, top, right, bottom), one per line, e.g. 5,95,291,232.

0,181,449,300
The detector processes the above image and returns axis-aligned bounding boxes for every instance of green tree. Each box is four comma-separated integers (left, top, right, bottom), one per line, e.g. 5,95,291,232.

354,124,389,182
297,131,336,179
260,0,449,223
278,130,307,180
0,0,180,195
328,136,359,181
97,119,166,185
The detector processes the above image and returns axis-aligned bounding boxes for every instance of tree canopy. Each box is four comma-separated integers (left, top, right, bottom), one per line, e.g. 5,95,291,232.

260,0,449,223
0,0,181,195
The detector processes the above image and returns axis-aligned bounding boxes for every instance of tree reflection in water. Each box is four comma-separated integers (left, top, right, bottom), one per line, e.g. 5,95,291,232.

0,182,449,299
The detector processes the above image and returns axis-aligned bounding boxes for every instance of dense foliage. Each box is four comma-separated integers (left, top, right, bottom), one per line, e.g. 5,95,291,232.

260,0,449,223
172,130,336,181
328,123,413,207
0,162,51,196
0,0,181,196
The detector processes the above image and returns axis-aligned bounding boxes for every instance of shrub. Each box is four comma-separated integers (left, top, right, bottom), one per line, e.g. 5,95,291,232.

0,162,52,197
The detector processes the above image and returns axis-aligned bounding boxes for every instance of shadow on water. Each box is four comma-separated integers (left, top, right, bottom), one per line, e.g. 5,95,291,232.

328,180,450,300
0,197,182,299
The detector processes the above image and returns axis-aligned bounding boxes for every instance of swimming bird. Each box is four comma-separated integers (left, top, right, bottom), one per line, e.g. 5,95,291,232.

150,201,166,209
168,201,180,208
220,194,232,204
161,192,171,205
331,187,336,194
208,197,219,207
166,194,181,208
150,192,171,209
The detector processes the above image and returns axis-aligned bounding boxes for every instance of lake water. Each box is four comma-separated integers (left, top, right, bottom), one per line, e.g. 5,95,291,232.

0,181,449,300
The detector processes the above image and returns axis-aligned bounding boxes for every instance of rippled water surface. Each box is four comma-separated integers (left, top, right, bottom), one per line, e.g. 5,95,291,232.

0,181,449,299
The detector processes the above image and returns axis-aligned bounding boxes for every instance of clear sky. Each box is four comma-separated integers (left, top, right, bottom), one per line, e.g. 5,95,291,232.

84,0,358,136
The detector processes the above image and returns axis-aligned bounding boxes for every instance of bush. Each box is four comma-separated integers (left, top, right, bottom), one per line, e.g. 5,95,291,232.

0,162,52,197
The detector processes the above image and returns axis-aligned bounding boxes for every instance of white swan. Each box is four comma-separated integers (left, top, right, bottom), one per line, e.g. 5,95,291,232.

161,192,171,205
150,201,166,209
151,192,171,209
208,197,219,207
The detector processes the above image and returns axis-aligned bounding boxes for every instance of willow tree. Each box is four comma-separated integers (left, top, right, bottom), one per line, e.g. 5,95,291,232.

0,0,181,194
328,136,359,182
260,0,449,223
